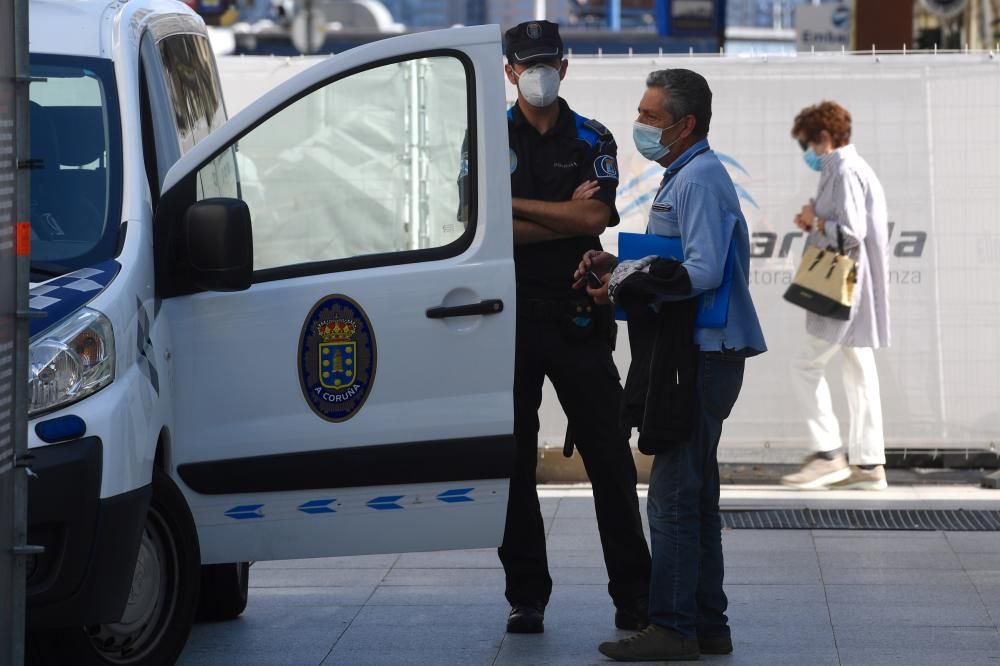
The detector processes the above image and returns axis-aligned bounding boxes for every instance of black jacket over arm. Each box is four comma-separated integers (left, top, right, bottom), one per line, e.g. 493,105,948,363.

615,259,699,455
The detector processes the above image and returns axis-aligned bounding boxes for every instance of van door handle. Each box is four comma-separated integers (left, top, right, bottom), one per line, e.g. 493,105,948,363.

426,299,504,319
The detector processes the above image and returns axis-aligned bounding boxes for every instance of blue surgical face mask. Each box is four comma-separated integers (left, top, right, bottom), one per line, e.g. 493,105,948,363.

803,147,824,172
633,122,668,161
633,118,684,162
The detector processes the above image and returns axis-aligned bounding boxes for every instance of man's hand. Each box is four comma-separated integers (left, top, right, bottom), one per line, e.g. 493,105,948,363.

585,272,611,305
572,179,600,201
572,250,617,289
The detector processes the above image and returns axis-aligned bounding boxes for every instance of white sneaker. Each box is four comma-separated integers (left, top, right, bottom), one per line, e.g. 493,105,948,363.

827,465,888,491
780,454,851,490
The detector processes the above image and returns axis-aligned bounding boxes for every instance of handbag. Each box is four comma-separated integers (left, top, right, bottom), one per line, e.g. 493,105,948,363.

783,226,857,321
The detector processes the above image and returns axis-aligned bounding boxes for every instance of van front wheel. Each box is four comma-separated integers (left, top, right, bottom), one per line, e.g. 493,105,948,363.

30,468,201,666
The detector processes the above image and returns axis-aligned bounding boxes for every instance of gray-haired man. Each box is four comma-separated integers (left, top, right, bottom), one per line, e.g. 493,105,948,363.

579,69,765,661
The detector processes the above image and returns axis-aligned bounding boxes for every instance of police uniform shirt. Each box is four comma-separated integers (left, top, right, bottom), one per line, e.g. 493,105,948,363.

509,98,620,300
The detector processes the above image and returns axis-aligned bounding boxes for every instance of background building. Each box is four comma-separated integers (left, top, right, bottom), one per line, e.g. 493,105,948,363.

914,0,1000,50
380,0,487,28
225,0,1000,56
485,0,572,28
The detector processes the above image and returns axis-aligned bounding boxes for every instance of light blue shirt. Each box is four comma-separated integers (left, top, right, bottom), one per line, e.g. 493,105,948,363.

646,139,767,354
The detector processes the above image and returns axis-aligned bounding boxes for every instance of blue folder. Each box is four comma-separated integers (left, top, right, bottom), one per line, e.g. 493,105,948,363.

615,232,735,328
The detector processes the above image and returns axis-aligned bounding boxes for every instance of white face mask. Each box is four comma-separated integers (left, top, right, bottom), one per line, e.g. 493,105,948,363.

513,64,561,108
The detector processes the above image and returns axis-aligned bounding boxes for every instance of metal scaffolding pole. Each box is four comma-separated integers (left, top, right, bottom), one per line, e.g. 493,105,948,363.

1,0,34,658
0,0,14,653
405,60,420,251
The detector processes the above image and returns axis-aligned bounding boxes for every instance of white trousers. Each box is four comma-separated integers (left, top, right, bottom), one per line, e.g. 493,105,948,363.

791,334,886,466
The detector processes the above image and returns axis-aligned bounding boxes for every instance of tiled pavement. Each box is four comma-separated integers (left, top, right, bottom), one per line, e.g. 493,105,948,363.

180,485,1000,665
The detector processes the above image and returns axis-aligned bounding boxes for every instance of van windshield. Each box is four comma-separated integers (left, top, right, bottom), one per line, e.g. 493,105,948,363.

29,55,122,280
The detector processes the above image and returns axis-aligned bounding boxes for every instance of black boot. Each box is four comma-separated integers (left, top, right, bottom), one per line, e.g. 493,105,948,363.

506,604,544,634
614,606,649,631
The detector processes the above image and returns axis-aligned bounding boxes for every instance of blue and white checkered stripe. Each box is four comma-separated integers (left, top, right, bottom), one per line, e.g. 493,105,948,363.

29,260,120,337
216,487,481,522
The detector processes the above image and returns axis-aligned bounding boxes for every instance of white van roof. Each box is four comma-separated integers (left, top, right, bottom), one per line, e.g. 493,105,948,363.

29,0,203,59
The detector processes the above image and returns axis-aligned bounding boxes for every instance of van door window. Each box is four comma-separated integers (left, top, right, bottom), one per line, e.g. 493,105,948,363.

189,55,473,274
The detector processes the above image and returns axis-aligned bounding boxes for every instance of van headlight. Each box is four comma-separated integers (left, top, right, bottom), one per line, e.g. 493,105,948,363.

29,309,115,416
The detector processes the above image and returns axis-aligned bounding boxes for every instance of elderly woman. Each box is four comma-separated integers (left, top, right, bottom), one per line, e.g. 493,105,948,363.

781,101,891,491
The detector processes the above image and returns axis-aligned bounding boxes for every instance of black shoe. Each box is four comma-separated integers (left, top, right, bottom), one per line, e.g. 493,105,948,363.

598,624,699,662
507,605,544,634
699,633,733,655
614,606,649,631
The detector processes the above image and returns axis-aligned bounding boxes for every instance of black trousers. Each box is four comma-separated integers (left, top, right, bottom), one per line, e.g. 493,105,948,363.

499,312,651,610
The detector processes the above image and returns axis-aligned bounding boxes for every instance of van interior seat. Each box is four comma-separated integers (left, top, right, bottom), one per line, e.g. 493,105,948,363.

30,104,108,240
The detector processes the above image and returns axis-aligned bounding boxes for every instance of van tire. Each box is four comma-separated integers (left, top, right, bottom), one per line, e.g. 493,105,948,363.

29,468,201,666
196,561,250,621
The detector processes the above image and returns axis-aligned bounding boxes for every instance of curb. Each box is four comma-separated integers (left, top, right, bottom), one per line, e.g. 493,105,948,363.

535,448,992,486
537,447,653,484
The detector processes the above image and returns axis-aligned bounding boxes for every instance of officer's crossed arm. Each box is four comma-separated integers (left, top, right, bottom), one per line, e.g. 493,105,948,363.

513,180,604,244
511,196,611,237
513,122,620,237
513,217,567,244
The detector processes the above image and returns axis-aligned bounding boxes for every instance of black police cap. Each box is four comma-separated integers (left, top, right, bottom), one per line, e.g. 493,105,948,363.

504,20,563,65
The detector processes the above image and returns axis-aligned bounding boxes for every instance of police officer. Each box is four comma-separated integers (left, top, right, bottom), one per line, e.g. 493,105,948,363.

499,20,651,635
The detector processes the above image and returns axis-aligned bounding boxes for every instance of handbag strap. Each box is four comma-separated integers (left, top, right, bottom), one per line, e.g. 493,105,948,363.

836,224,845,255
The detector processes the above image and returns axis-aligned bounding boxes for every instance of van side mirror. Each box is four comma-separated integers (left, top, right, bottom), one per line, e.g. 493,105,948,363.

181,198,253,292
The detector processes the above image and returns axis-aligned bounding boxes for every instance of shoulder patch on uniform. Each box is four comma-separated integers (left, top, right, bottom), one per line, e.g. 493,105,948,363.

583,118,611,137
573,113,600,147
593,154,619,181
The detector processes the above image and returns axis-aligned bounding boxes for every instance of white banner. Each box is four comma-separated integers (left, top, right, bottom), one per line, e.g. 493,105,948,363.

218,53,1000,458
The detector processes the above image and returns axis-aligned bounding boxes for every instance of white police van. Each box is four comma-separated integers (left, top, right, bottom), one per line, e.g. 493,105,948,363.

26,0,515,662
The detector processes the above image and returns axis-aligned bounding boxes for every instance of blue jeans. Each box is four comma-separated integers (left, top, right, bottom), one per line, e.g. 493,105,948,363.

647,351,746,640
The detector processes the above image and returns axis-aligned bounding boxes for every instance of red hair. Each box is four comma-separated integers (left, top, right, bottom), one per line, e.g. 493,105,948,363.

791,101,852,148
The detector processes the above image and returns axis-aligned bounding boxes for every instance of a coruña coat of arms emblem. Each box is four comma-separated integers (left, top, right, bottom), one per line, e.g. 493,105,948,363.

298,295,377,422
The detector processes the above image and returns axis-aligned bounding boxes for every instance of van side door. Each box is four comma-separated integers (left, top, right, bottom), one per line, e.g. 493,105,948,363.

155,27,515,564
